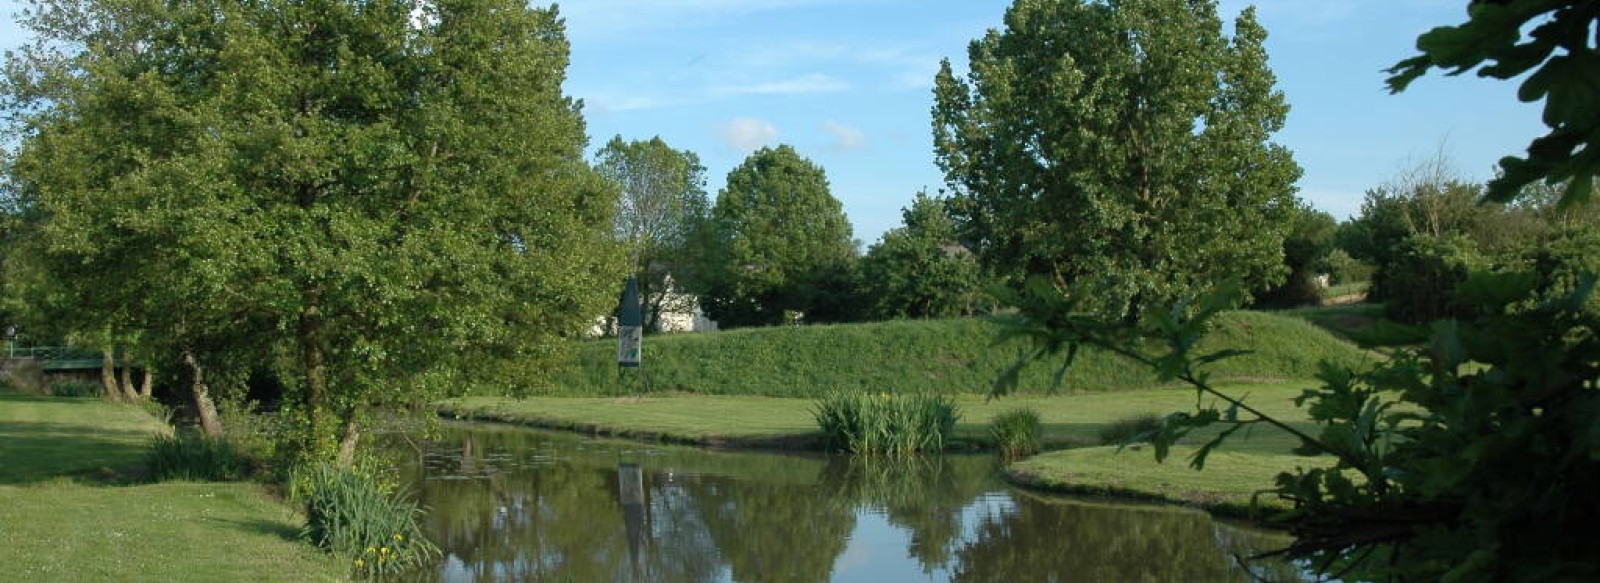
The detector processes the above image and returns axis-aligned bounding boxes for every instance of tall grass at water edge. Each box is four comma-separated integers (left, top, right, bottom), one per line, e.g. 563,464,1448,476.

813,391,959,456
990,408,1042,459
291,462,440,577
146,433,253,482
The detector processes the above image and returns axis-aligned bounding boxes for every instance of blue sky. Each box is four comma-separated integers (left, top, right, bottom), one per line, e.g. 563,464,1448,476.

1,0,1547,244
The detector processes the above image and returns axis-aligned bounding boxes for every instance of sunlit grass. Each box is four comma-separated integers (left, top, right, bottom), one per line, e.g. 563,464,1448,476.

0,392,346,582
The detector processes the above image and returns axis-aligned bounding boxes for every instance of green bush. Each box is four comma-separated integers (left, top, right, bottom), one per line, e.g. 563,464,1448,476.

1374,234,1484,324
1325,249,1374,286
47,381,102,398
813,391,959,456
990,408,1042,459
292,463,439,576
146,433,252,482
1098,413,1162,446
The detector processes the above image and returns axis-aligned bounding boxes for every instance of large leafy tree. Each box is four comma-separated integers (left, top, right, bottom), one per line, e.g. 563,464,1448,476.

689,145,855,328
994,2,1600,580
594,136,710,333
859,193,986,319
3,0,622,460
933,0,1301,318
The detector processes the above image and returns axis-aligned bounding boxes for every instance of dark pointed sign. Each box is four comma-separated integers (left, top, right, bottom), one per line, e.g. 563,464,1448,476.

617,276,642,368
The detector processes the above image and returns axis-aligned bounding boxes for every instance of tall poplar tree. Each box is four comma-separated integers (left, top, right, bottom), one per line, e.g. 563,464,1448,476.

3,0,622,461
933,0,1301,318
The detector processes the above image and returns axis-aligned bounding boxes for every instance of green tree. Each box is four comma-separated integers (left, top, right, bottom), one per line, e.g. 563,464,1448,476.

594,136,711,333
3,0,622,461
689,145,856,328
1255,204,1336,308
992,3,1600,578
859,193,986,319
933,0,1301,318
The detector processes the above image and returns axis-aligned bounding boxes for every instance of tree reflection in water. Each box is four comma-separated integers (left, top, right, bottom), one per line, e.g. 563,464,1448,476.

382,423,1303,582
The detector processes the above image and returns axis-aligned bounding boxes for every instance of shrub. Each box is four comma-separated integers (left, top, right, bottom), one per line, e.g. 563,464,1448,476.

292,462,439,576
147,433,252,482
990,408,1042,459
47,381,102,398
813,391,959,456
1373,234,1484,324
1098,413,1162,446
1325,249,1374,286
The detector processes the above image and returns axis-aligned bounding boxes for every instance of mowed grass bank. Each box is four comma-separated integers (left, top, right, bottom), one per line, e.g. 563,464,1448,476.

0,393,346,582
529,311,1374,397
442,380,1322,449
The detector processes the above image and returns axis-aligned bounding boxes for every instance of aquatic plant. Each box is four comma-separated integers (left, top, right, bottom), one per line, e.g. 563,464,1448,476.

812,391,959,456
292,462,439,576
990,408,1042,459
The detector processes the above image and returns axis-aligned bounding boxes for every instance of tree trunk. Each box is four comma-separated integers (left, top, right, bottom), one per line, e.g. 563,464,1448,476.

182,350,223,438
138,367,154,399
100,345,121,402
301,304,329,458
118,356,137,400
335,409,360,467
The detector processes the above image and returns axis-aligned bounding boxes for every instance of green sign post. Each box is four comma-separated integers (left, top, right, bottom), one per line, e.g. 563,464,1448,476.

617,276,642,368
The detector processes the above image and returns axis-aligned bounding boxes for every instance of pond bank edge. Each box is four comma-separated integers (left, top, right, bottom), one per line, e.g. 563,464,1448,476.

1002,465,1288,521
434,401,1285,524
433,403,826,450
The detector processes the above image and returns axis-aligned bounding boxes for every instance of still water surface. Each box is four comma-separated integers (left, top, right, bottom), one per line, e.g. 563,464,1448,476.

386,422,1303,583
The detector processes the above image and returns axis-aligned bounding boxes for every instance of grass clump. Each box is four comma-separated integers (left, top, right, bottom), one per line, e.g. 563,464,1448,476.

46,380,102,398
147,433,253,482
990,408,1042,459
292,463,439,577
813,391,959,456
1098,413,1163,446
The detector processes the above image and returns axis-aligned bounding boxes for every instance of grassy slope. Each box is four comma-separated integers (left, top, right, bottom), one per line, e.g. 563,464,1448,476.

0,393,346,583
531,311,1374,397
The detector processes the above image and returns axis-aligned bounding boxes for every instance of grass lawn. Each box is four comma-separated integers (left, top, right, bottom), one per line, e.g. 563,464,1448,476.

0,392,347,582
441,380,1323,449
1006,445,1332,517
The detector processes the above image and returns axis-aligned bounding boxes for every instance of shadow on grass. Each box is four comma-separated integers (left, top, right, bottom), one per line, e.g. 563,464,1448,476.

0,419,161,485
209,517,307,543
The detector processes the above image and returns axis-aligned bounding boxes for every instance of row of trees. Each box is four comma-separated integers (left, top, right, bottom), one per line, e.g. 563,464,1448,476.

597,139,989,330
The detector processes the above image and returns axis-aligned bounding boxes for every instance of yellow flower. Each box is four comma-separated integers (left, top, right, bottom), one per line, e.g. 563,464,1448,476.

354,558,365,568
393,533,404,541
366,547,376,554
380,547,390,554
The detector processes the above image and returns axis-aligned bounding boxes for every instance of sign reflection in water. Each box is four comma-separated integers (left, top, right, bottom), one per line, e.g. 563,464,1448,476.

386,423,1305,583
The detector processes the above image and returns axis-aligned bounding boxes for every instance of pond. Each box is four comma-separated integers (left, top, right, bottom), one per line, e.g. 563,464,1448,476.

384,422,1305,582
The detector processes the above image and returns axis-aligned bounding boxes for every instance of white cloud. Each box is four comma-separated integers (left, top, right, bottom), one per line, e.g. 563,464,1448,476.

822,120,866,151
715,73,850,95
718,117,780,151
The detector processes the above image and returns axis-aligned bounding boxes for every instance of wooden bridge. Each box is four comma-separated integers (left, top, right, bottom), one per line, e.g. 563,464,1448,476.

5,346,104,371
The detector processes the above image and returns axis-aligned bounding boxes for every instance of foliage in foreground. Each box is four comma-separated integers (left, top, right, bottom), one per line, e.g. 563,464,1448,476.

146,433,253,483
988,408,1041,459
292,463,440,577
813,391,959,456
997,274,1599,582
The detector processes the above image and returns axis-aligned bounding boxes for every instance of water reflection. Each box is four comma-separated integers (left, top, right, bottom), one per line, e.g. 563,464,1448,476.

385,423,1302,583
